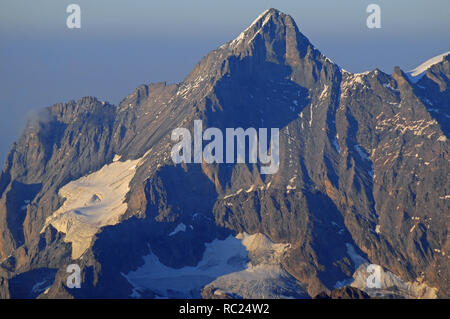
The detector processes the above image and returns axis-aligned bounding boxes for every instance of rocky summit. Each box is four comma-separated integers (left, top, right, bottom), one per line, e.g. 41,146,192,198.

0,8,448,299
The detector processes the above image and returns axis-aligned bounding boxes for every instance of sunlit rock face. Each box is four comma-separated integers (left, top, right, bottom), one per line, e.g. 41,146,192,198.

0,9,448,299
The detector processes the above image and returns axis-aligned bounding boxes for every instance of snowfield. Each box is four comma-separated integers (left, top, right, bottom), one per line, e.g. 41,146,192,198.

350,263,438,299
408,51,450,80
122,232,306,298
42,155,142,259
336,243,437,298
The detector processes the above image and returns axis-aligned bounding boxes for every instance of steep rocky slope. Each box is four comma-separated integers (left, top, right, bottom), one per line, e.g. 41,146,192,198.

0,9,448,299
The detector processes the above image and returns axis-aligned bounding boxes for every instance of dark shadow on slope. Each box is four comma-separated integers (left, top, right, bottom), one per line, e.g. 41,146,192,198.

414,74,450,137
8,267,57,298
305,191,367,289
206,55,310,186
5,181,42,246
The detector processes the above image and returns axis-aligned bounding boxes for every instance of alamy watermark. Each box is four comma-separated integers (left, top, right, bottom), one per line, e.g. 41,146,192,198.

65,4,381,30
171,120,280,174
366,4,381,29
366,264,382,288
66,264,81,288
66,4,81,29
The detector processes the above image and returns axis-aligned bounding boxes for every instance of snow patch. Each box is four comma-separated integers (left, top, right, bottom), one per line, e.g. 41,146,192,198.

169,223,187,237
346,243,367,268
230,9,272,47
122,236,247,298
31,280,51,295
332,136,340,153
354,145,374,179
42,157,143,259
205,233,304,298
122,232,300,298
350,263,437,299
408,51,450,78
354,145,369,161
375,225,381,234
382,83,399,92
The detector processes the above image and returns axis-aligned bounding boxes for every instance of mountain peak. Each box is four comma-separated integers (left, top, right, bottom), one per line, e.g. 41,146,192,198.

228,8,301,46
186,8,334,92
408,51,450,77
1,8,449,300
247,8,284,27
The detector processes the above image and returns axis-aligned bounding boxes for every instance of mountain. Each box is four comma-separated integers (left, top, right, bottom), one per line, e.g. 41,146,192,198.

0,8,448,299
408,51,450,79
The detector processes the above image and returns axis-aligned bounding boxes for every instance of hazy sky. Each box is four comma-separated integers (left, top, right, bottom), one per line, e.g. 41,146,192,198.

0,0,449,164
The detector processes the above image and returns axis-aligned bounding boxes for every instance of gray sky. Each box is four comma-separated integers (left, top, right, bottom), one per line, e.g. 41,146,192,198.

0,0,449,164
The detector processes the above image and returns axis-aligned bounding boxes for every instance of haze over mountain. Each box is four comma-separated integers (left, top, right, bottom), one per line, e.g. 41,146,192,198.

0,9,448,299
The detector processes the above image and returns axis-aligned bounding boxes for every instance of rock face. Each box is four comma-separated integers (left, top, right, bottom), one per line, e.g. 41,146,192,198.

0,9,448,299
